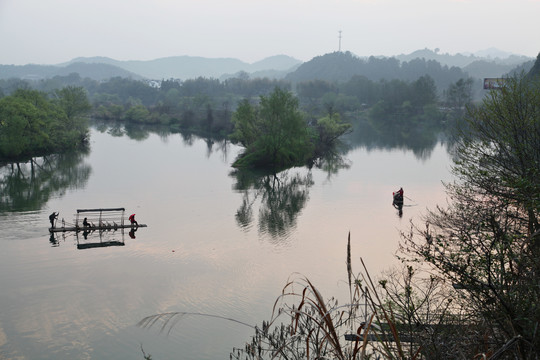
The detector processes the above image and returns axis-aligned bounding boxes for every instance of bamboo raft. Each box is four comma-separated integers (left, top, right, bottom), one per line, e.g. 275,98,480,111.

49,207,147,233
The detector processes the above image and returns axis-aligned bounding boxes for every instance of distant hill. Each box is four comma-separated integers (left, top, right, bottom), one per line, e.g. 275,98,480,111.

396,48,477,68
284,51,470,93
66,55,302,80
0,55,302,82
249,55,302,72
1,49,534,84
285,52,373,83
395,48,532,69
0,62,141,81
462,60,520,80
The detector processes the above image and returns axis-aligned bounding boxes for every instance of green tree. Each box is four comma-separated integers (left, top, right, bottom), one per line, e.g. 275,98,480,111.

0,95,37,157
403,74,540,358
411,75,437,108
315,111,352,153
0,89,58,158
230,99,259,148
55,86,91,123
124,104,151,122
54,86,91,147
231,88,313,171
445,77,474,109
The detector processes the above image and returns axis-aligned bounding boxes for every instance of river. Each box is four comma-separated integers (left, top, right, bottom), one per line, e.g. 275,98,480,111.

0,122,453,359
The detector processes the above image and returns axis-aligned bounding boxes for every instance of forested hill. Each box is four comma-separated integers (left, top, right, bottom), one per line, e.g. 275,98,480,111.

395,48,531,68
527,52,540,78
0,62,141,81
285,51,468,93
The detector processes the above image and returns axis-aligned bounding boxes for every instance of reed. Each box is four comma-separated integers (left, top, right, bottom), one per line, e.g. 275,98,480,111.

230,233,473,359
140,232,488,359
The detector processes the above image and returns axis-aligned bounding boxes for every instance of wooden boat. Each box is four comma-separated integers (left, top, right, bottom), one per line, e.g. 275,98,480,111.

392,192,404,209
48,207,147,233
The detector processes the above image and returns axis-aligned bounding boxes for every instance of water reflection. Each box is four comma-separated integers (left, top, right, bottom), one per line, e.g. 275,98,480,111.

94,120,232,160
231,169,314,240
48,226,131,249
0,149,91,212
309,149,352,180
91,119,453,171
76,232,126,250
344,119,446,160
0,121,456,360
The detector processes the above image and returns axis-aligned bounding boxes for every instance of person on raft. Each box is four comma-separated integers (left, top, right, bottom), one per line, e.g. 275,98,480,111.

128,214,139,227
49,212,58,228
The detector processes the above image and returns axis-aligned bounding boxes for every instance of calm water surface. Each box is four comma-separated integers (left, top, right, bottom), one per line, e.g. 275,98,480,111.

0,124,453,359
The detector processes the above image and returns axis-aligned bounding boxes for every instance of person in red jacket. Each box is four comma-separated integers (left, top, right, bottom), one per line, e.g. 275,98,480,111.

393,188,404,208
128,214,138,227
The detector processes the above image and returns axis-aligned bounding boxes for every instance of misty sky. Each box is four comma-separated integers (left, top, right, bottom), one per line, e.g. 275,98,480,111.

1,0,539,65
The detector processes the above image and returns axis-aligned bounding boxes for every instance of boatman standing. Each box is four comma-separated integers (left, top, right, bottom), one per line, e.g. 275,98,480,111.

49,212,58,228
128,214,139,227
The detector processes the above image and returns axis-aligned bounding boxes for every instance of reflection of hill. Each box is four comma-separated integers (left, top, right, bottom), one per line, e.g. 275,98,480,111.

0,150,91,212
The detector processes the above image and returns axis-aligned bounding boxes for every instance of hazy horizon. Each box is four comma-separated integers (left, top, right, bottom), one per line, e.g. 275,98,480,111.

1,0,539,66
0,47,534,68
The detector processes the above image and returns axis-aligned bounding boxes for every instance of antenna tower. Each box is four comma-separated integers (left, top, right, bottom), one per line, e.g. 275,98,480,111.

338,30,342,52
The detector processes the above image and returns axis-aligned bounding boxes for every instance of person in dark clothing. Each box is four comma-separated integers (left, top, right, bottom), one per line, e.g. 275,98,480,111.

49,212,58,228
392,188,404,218
392,188,404,209
83,217,90,228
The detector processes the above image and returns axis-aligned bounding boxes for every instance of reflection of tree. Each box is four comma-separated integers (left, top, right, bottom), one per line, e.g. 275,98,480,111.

124,123,151,141
343,117,448,160
309,147,352,181
0,149,91,212
231,169,314,239
94,121,166,141
92,121,233,162
203,136,230,161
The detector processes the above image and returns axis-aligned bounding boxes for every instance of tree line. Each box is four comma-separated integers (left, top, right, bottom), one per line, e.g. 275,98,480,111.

0,60,476,163
1,68,473,127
